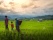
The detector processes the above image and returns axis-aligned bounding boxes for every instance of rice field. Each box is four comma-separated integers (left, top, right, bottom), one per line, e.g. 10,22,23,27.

0,20,53,40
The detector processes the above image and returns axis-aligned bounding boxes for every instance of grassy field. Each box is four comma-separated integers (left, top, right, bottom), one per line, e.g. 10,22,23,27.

0,20,53,40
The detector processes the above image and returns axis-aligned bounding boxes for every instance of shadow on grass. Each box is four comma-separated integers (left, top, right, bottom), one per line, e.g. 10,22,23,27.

0,30,53,40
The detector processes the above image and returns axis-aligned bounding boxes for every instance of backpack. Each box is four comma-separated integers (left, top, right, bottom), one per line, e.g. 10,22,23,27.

18,20,22,25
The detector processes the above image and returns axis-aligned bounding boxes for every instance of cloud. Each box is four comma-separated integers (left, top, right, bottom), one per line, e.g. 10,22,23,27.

0,0,53,16
21,3,34,8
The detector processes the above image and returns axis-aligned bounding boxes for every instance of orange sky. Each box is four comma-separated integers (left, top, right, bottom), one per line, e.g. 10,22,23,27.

0,0,53,15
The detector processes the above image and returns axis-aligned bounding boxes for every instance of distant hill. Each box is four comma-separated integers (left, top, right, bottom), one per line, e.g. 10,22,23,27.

0,15,5,20
0,15,53,20
0,15,11,20
33,15,53,20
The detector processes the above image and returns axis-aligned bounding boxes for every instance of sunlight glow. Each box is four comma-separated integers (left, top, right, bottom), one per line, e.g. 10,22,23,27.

0,0,33,12
0,0,52,14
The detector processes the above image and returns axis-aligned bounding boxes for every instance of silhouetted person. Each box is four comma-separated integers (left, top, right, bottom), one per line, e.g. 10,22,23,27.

11,21,14,30
5,16,9,30
15,18,22,32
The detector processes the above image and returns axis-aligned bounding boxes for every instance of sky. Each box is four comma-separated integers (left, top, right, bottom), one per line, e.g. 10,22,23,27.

0,0,53,16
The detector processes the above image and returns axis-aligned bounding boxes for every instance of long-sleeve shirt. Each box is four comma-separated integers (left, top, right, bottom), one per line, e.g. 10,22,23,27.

5,18,8,25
